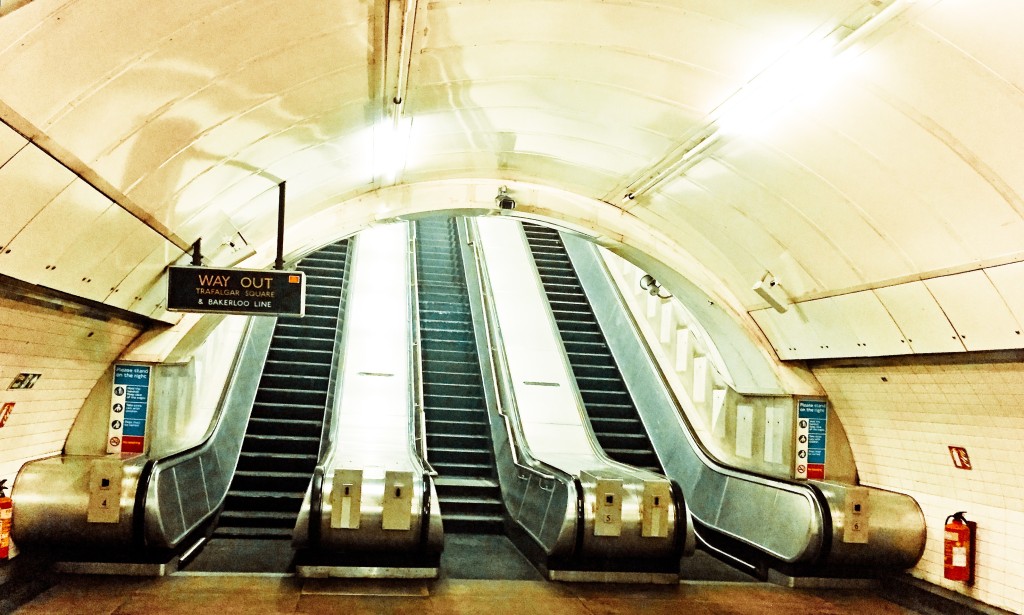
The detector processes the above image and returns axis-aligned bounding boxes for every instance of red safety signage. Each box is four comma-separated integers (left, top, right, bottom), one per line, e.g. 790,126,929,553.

0,402,13,428
948,446,972,470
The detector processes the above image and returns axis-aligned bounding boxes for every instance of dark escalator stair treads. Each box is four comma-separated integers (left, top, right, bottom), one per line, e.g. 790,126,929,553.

522,223,664,475
209,238,351,552
415,218,504,535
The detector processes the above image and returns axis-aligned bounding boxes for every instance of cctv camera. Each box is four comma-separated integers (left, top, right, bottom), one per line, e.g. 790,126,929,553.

495,186,516,210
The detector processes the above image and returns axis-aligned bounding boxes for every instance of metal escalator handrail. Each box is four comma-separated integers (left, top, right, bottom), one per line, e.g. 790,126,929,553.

308,239,354,546
147,313,260,464
465,220,559,483
598,244,824,493
593,250,780,479
408,222,437,477
315,240,354,468
135,313,275,549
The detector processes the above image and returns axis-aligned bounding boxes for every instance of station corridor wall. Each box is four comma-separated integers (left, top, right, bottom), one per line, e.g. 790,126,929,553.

815,358,1024,613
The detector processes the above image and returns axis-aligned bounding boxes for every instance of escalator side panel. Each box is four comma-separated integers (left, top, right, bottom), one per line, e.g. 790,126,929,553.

559,232,824,565
313,223,441,556
474,218,678,568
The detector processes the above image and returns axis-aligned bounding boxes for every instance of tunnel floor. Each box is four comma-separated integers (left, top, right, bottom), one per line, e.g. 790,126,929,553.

11,572,925,615
178,534,542,579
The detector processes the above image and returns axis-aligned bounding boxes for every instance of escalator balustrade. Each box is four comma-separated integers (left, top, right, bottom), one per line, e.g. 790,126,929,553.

215,240,350,539
522,224,662,474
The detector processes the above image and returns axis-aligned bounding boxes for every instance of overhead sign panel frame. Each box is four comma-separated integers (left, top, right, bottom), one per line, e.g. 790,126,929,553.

167,266,306,316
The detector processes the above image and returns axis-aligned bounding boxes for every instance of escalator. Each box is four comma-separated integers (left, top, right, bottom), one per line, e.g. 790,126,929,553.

414,218,504,534
214,239,350,540
522,223,662,474
541,228,928,579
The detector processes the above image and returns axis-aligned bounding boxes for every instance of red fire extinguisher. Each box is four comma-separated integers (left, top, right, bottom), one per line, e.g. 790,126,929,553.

0,479,11,559
944,511,975,585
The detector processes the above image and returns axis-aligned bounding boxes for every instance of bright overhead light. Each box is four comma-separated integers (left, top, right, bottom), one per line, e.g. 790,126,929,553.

714,36,835,136
620,0,913,202
373,117,412,184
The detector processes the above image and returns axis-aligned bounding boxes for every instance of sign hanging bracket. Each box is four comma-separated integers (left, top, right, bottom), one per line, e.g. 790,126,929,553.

275,181,286,271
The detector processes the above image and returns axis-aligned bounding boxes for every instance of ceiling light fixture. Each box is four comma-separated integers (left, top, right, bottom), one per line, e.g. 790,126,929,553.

374,0,419,186
373,116,412,185
620,0,913,203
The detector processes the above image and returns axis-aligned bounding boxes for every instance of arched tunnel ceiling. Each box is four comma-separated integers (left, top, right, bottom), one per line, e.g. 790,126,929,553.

1,0,1023,360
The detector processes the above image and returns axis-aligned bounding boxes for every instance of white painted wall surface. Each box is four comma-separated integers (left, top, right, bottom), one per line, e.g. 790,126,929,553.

816,359,1024,614
0,296,142,489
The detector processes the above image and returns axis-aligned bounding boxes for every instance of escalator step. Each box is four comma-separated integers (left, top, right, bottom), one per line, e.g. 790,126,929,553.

426,418,489,436
258,374,330,391
253,388,327,407
232,470,315,492
575,376,628,393
427,433,490,450
248,417,322,437
431,461,493,478
218,510,297,528
438,506,504,532
425,406,489,422
422,369,480,385
266,348,332,364
213,526,294,539
597,433,653,449
430,447,491,465
238,451,318,472
224,490,305,513
270,336,333,352
588,416,644,430
242,434,320,454
524,222,664,474
250,402,326,422
262,359,331,377
437,495,503,511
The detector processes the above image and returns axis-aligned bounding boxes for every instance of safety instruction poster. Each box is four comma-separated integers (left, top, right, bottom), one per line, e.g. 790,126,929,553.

106,364,152,454
794,398,827,480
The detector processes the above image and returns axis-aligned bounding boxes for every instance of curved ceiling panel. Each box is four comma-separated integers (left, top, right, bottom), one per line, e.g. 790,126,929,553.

1,0,1023,359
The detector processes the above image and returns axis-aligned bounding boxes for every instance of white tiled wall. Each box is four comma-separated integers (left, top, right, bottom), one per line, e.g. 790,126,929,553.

0,295,142,490
814,359,1024,614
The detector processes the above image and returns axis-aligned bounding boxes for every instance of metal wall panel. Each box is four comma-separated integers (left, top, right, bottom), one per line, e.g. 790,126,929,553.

985,262,1024,342
0,144,77,250
874,281,966,354
104,244,178,312
926,271,1023,351
0,122,26,166
42,205,152,301
0,179,112,284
